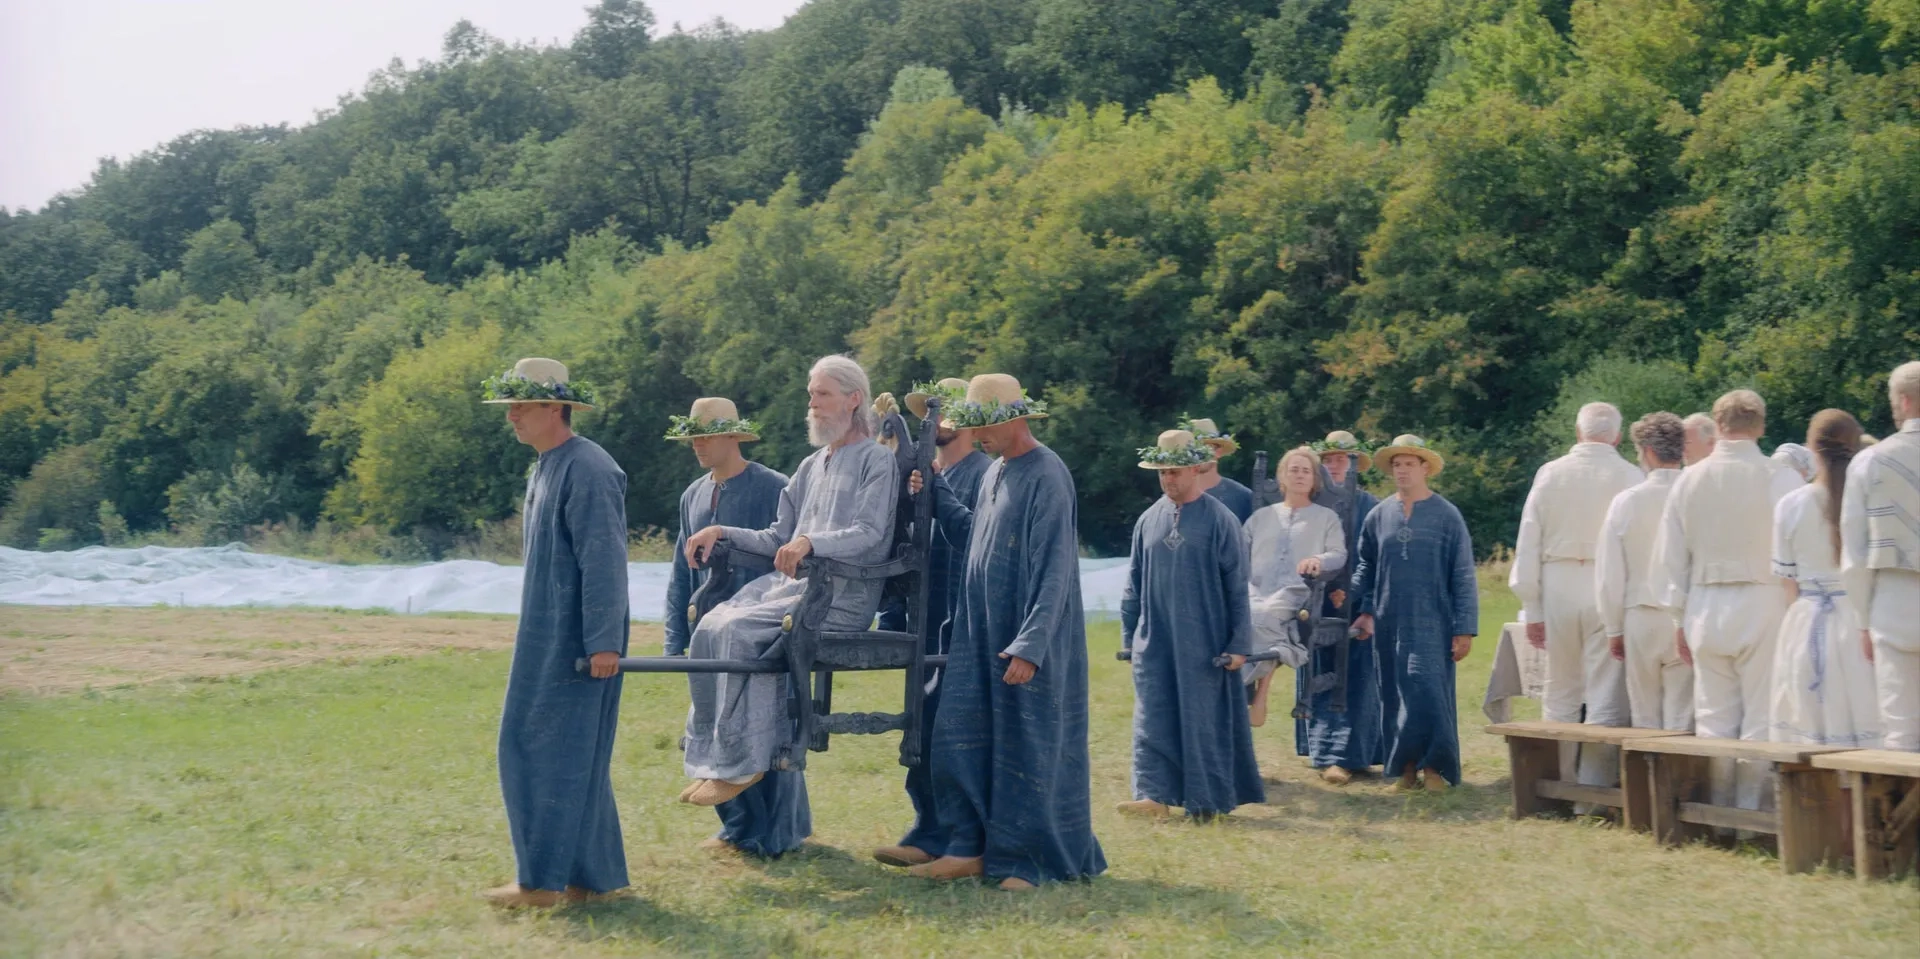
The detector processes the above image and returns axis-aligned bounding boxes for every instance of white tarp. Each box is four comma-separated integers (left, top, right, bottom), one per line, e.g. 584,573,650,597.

0,545,1131,621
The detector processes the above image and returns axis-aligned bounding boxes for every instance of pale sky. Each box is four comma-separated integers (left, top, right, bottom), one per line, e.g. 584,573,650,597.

0,0,807,212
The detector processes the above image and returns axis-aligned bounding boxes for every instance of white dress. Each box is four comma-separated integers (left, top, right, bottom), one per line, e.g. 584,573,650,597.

1769,484,1881,747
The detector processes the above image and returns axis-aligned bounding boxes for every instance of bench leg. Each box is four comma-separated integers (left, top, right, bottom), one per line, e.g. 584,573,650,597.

1855,773,1920,882
1648,752,1712,847
1509,736,1568,820
1776,764,1845,875
1621,747,1655,832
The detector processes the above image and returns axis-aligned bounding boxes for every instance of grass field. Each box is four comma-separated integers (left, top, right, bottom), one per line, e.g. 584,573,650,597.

2,583,1916,957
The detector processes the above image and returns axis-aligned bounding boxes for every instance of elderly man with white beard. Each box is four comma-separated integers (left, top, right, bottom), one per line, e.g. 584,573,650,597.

677,356,899,809
1511,402,1646,797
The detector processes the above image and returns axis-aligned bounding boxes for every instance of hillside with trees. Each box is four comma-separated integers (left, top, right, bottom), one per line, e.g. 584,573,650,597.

2,0,1915,556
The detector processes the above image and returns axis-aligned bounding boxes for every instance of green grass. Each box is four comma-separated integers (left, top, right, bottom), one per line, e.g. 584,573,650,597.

2,587,1915,957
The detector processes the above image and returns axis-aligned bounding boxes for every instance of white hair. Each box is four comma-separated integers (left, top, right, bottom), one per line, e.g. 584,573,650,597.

809,354,875,437
1683,412,1716,440
1891,361,1920,412
1576,402,1622,442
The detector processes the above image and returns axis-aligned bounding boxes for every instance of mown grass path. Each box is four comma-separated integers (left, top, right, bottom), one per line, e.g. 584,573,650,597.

2,589,1915,957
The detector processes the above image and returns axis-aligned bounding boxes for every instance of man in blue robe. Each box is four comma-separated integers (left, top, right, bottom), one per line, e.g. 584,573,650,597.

663,396,809,857
904,374,1106,890
1298,431,1384,780
679,356,897,808
1119,430,1262,819
1184,417,1254,522
874,378,993,868
481,358,630,908
1350,435,1478,791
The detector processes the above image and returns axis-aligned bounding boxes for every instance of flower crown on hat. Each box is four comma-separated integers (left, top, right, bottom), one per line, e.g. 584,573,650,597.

942,392,1049,429
1175,415,1235,448
664,414,763,440
481,372,598,406
909,379,968,407
1307,437,1377,456
1137,437,1216,468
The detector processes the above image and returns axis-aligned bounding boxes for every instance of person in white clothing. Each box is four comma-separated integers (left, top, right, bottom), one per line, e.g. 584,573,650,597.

1682,413,1717,466
1511,402,1646,792
1770,410,1880,747
1653,389,1796,811
1771,443,1815,486
1843,361,1920,751
1596,412,1692,731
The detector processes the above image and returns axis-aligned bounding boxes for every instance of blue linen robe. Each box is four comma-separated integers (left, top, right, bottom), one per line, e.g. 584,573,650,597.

893,448,991,855
499,436,631,894
1207,475,1256,523
1120,494,1264,816
666,461,809,856
929,445,1107,884
684,438,897,780
1349,492,1478,785
1292,487,1386,770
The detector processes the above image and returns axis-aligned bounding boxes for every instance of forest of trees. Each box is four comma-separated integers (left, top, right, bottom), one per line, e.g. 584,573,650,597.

1,0,1915,557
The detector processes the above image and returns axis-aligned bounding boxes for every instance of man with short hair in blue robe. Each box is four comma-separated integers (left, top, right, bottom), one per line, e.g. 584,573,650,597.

1118,430,1262,820
663,396,808,857
1183,417,1254,523
1350,435,1478,792
481,358,630,909
1300,431,1384,777
874,379,993,868
903,374,1106,890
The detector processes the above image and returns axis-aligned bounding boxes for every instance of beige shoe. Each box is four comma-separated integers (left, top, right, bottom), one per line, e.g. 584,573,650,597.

906,855,985,880
1392,765,1419,792
998,877,1037,891
1422,768,1450,792
482,883,565,909
872,844,936,867
686,774,764,807
1320,766,1353,786
1116,799,1173,819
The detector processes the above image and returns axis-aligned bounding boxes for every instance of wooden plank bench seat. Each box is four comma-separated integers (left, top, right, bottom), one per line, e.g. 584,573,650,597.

1484,721,1689,830
1812,749,1920,881
1623,736,1853,874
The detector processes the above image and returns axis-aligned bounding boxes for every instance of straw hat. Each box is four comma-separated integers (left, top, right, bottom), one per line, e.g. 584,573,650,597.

1375,434,1445,476
481,357,596,409
906,377,969,421
940,374,1049,430
664,397,762,442
1181,417,1239,458
1311,430,1373,472
1137,430,1216,470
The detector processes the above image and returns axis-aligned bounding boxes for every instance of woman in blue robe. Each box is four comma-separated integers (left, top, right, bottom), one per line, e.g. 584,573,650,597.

1120,432,1263,818
1349,436,1478,789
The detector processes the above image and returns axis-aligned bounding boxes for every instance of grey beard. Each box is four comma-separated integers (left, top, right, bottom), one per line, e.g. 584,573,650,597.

807,411,850,448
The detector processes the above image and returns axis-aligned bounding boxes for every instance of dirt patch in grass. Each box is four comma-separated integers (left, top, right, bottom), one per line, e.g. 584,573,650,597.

0,605,666,695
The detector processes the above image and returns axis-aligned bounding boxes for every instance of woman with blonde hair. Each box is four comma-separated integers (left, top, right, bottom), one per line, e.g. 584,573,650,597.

1245,447,1367,782
1770,410,1881,747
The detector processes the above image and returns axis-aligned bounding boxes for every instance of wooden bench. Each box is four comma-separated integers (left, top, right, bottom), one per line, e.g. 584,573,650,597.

1623,736,1851,874
1485,721,1689,830
1812,749,1920,881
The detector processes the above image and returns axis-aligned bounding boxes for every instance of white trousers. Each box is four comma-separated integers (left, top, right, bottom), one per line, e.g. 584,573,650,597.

1685,583,1784,810
1869,569,1920,752
1540,561,1628,789
1874,640,1920,752
1623,605,1693,731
